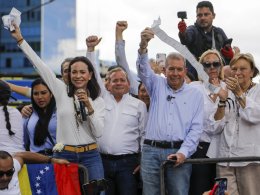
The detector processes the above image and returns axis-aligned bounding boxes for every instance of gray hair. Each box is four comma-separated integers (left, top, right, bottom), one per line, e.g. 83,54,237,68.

166,52,186,67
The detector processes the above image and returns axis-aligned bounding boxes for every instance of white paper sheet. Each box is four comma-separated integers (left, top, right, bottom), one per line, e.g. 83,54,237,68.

150,17,220,94
2,7,21,31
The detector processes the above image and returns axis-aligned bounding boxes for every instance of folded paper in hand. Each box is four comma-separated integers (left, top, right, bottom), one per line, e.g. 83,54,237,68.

2,7,21,31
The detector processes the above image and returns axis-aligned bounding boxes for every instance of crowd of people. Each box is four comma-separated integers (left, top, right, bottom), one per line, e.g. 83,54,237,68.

1,1,260,195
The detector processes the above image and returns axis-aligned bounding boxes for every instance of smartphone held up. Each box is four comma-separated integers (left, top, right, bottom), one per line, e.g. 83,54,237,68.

209,178,227,195
156,53,166,68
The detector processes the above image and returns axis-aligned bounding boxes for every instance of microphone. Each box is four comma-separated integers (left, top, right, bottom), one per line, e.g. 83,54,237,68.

77,89,87,121
167,95,175,101
79,101,87,121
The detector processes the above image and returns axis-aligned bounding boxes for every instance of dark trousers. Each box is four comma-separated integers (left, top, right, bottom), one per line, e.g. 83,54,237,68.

189,142,216,195
101,154,139,195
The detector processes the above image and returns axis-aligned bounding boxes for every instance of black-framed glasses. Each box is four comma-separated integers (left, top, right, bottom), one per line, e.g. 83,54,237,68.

0,167,15,177
202,62,221,69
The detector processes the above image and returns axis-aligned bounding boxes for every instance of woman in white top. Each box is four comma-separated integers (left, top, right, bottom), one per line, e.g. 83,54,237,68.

0,80,24,155
208,53,260,195
10,24,105,182
189,49,227,195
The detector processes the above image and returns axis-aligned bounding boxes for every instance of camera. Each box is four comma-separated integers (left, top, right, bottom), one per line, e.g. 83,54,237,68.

177,11,187,20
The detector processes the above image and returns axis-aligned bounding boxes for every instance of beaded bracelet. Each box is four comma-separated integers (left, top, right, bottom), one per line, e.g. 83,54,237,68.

17,38,24,44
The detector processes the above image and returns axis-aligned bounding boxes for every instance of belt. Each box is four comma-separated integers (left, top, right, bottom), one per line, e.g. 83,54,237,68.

63,143,97,153
144,139,183,149
101,153,138,160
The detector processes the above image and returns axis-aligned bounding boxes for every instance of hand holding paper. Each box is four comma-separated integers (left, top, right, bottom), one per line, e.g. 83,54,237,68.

150,17,221,94
2,7,21,31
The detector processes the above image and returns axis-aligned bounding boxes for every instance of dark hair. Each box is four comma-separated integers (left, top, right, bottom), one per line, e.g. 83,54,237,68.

186,72,196,82
108,65,121,72
60,58,73,75
0,80,11,106
0,81,15,136
197,1,214,14
138,81,143,91
67,56,101,100
0,150,12,160
31,78,56,146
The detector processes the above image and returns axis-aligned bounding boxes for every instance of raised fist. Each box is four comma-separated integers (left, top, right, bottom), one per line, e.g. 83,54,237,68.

116,21,128,32
86,36,101,52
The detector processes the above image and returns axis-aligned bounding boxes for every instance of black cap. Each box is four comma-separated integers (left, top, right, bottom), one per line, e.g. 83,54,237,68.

0,80,17,101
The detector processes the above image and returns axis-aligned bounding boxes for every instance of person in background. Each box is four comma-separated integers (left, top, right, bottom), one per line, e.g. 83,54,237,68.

23,78,56,156
138,82,150,110
0,150,69,193
178,1,233,65
10,23,105,183
4,58,73,119
0,80,24,155
185,71,196,84
137,27,204,195
208,53,260,195
5,58,72,99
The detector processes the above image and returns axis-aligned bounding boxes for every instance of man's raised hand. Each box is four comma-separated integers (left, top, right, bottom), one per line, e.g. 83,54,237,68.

86,36,102,52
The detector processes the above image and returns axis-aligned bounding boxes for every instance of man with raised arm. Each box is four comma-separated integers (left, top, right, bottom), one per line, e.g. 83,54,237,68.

136,28,204,195
86,36,147,195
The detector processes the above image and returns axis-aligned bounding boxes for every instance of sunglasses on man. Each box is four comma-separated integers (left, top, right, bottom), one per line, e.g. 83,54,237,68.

0,168,15,177
202,61,221,69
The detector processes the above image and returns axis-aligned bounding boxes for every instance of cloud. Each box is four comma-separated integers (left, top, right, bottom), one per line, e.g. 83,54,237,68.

44,38,85,74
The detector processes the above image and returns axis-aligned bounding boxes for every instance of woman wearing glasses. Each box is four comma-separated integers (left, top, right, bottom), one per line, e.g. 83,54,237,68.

208,53,260,195
188,49,228,195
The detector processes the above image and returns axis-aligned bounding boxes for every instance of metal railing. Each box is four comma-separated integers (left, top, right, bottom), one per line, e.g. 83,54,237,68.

160,156,260,195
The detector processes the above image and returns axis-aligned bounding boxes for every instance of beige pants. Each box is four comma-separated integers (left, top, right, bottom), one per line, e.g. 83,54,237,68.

217,164,260,195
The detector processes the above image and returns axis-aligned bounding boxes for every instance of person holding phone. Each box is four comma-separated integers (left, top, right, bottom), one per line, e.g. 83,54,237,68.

208,53,260,195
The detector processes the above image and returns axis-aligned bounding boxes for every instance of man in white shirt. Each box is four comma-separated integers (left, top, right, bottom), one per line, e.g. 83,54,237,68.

86,37,147,195
0,150,69,194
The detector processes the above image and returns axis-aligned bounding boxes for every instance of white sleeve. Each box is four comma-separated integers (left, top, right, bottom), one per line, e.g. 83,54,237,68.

19,41,65,98
87,97,105,138
86,51,107,97
115,40,139,95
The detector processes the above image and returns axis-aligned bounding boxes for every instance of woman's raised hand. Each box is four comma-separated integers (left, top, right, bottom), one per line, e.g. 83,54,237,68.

10,23,23,44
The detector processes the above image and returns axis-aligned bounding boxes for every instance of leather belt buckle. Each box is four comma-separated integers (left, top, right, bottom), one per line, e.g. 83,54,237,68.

75,146,84,153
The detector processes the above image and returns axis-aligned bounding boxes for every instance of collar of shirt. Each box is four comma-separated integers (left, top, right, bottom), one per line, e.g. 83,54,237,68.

166,81,186,93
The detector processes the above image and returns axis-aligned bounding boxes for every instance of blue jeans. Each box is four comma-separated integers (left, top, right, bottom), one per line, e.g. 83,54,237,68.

53,149,104,181
101,154,139,195
141,145,192,195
